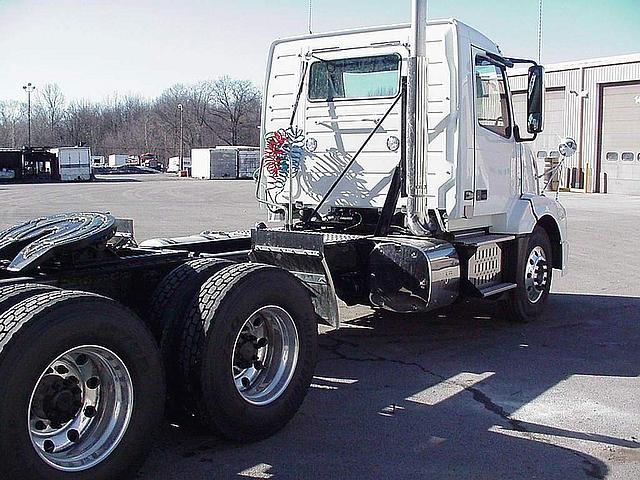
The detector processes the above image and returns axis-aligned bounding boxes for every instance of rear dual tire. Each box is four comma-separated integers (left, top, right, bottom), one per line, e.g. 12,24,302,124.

176,263,318,442
147,258,232,415
0,290,164,480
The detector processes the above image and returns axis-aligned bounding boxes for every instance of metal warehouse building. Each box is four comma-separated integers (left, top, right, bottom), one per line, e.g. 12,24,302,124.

509,54,640,194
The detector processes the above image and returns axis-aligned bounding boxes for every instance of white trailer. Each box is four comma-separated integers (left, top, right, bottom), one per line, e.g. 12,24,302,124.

192,148,235,179
49,146,92,182
108,154,128,167
192,147,259,179
218,146,260,179
167,156,191,173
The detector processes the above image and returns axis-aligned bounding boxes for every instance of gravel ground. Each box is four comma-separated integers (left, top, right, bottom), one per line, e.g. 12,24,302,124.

0,176,638,479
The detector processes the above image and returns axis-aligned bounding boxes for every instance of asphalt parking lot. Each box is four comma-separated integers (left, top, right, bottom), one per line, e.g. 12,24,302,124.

1,175,639,479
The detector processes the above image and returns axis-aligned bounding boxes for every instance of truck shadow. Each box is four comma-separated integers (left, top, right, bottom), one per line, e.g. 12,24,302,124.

140,293,640,479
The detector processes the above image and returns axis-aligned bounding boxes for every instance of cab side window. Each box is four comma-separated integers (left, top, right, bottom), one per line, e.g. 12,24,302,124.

474,57,511,138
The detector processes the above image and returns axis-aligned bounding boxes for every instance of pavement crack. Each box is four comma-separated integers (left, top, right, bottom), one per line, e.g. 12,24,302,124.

319,335,607,479
320,336,525,430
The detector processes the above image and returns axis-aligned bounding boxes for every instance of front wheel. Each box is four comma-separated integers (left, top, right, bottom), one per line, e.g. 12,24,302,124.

503,227,553,323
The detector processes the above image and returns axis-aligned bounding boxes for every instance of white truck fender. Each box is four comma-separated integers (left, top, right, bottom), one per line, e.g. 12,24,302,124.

495,195,568,275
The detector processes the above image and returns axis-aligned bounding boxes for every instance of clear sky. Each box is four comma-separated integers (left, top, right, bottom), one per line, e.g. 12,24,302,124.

1,0,639,102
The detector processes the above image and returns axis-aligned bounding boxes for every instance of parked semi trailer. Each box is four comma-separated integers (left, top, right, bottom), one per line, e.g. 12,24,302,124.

0,2,574,478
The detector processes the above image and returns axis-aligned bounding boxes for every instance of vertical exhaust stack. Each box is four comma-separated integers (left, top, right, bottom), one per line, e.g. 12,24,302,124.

406,0,431,236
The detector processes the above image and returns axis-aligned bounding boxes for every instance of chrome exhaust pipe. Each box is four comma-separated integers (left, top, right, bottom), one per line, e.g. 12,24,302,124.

406,0,431,236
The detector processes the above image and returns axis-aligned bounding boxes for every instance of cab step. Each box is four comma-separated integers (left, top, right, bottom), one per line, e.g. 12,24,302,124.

452,233,515,248
477,282,517,298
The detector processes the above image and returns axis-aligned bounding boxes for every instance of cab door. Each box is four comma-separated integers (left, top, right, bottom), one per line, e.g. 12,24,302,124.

472,48,518,217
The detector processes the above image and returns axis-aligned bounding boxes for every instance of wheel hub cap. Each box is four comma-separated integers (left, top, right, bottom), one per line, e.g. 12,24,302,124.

41,378,83,425
231,306,299,406
524,245,549,303
28,345,134,472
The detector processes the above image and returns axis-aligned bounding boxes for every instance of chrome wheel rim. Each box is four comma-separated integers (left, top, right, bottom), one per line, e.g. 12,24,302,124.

28,345,134,472
525,245,549,303
232,305,299,406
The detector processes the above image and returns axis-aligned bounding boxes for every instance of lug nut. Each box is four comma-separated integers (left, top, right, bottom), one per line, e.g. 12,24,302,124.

86,377,100,389
75,354,88,366
67,429,80,443
241,377,251,388
55,365,69,375
84,406,96,418
34,420,47,431
43,440,55,453
256,338,268,348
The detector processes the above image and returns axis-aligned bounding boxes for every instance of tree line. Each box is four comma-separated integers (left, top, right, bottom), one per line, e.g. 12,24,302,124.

0,77,262,163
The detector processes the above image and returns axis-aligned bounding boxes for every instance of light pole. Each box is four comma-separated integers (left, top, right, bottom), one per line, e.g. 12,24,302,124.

177,103,184,172
22,82,36,148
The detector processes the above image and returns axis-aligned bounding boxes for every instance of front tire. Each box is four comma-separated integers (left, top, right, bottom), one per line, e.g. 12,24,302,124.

178,263,318,442
503,227,553,323
0,290,165,480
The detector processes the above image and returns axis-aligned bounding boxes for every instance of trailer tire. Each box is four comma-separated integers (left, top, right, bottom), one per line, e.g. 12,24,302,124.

147,257,233,341
178,263,318,442
503,227,553,323
0,290,165,480
0,282,59,313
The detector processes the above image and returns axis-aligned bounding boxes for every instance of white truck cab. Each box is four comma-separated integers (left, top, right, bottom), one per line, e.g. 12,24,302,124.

261,18,566,254
254,8,571,324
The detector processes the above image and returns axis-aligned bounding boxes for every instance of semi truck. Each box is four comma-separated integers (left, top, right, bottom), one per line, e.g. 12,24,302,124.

0,2,573,478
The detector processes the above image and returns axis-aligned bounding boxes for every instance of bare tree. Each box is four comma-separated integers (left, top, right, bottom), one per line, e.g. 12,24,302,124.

205,77,261,146
0,100,25,147
38,84,65,143
0,76,262,160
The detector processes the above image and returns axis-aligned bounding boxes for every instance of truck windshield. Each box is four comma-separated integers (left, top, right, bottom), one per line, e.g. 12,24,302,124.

308,54,400,101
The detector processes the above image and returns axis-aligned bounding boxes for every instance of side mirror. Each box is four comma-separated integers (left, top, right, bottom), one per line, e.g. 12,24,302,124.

558,137,577,158
527,65,545,134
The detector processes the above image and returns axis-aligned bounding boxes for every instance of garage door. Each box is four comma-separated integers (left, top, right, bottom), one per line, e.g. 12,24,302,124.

513,88,566,187
599,82,640,195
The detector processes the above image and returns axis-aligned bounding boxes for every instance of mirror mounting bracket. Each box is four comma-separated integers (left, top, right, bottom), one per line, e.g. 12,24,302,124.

514,125,537,143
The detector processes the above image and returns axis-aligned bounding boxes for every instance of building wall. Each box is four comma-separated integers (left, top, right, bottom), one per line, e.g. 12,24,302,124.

509,55,640,193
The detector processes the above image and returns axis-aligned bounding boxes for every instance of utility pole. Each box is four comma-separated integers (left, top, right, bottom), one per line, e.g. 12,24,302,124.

22,82,36,148
177,103,184,172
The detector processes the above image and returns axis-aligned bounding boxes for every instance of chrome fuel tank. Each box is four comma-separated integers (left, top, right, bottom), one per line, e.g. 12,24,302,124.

369,237,460,313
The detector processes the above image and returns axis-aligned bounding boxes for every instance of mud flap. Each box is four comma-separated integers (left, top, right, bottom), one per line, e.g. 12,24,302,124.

250,229,340,328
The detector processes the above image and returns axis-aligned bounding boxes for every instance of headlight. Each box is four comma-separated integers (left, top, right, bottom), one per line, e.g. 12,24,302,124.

386,135,400,152
305,137,318,152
